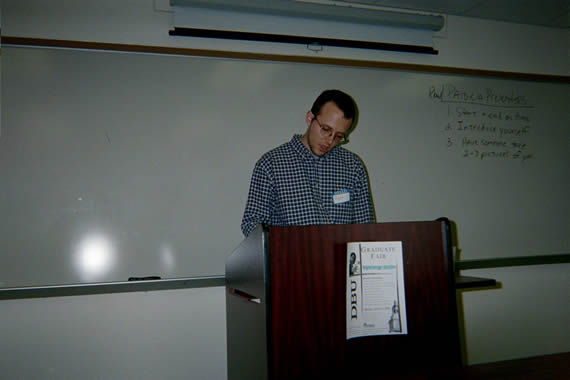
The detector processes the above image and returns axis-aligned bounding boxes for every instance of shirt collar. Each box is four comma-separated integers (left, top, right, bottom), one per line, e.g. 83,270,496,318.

290,134,339,160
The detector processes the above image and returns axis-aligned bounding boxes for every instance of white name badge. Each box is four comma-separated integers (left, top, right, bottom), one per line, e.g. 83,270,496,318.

333,190,350,205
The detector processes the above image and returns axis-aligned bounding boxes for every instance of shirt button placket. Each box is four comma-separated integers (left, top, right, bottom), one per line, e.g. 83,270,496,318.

315,159,330,224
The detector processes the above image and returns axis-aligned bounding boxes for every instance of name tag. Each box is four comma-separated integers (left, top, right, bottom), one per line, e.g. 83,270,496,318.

332,189,350,205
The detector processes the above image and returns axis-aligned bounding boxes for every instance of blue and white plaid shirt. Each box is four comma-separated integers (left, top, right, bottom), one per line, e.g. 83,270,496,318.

241,135,375,236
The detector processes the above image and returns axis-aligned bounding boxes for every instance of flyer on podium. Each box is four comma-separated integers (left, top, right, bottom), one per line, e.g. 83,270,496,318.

346,241,407,340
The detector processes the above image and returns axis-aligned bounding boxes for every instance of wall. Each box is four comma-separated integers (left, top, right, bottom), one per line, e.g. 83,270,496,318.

0,287,227,379
1,0,568,378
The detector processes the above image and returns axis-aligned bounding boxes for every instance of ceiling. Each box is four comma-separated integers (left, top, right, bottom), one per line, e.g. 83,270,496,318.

333,0,569,28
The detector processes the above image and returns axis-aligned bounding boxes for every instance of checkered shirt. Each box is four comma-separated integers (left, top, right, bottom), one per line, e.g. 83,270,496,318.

241,134,376,236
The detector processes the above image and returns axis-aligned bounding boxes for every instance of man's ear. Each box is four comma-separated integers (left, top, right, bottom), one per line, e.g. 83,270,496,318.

305,110,314,126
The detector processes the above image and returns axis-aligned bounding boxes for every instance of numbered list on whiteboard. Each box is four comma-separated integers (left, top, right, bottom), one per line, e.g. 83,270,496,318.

346,241,407,340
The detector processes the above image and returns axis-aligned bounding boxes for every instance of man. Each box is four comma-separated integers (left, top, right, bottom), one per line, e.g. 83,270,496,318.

241,89,375,236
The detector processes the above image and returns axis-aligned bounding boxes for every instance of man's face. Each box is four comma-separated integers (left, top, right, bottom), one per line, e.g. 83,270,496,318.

301,101,352,156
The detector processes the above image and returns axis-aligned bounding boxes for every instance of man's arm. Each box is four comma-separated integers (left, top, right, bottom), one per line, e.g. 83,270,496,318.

352,162,376,224
241,158,275,236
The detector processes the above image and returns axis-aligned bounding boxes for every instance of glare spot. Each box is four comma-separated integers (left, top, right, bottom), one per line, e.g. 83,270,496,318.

75,234,114,281
160,244,175,273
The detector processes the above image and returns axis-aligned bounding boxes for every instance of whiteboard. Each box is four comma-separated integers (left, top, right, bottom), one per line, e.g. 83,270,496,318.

1,46,568,287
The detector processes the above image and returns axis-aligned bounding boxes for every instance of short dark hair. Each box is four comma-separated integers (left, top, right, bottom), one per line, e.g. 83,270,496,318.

310,89,356,121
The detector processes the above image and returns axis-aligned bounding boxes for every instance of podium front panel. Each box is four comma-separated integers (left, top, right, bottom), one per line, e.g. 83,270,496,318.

267,222,460,379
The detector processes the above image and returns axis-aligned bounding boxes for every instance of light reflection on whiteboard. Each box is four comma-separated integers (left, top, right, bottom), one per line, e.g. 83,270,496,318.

74,233,115,282
160,243,176,274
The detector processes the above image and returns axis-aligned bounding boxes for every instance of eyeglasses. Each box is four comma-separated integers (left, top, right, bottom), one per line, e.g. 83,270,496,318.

313,117,348,145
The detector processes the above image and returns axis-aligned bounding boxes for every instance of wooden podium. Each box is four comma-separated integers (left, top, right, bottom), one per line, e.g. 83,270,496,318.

225,221,462,380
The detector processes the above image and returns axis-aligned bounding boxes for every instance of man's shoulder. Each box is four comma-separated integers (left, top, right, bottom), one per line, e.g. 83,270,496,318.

256,137,298,164
268,139,296,156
